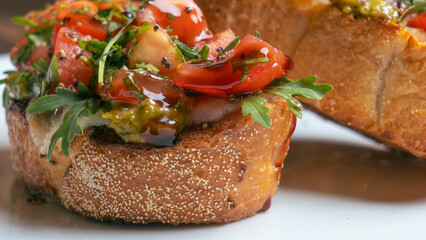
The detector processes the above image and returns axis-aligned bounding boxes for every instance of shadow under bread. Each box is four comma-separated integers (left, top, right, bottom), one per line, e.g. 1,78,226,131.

281,140,426,202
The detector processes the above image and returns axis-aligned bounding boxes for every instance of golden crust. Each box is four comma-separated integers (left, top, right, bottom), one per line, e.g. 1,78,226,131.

290,7,425,158
7,95,295,224
196,0,329,55
198,1,425,158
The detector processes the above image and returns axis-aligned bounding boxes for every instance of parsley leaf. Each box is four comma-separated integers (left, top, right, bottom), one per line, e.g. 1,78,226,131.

241,95,271,128
264,75,333,118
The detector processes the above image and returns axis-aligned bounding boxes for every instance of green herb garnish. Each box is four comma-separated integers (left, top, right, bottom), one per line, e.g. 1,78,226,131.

27,83,111,160
11,16,38,29
241,76,333,127
400,0,426,21
241,96,271,128
218,37,241,58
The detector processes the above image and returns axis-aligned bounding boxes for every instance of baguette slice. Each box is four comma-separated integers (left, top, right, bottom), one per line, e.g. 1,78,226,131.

197,0,426,158
7,95,295,224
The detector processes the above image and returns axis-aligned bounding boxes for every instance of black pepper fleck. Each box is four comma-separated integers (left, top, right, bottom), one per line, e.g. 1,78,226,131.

153,25,159,32
184,7,193,14
76,53,84,59
60,57,67,62
161,57,170,69
121,11,134,19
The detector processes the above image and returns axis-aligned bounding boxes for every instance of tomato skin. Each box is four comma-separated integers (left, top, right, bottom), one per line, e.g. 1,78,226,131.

194,29,236,60
136,0,211,46
98,68,183,106
408,12,426,31
56,1,108,40
173,34,293,97
54,27,93,92
10,34,51,69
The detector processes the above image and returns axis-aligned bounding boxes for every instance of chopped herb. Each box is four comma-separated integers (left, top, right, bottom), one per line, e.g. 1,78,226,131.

218,37,241,58
166,13,177,21
41,55,59,95
11,16,38,28
174,39,200,60
199,45,210,60
98,12,137,84
71,5,91,15
255,31,261,38
12,42,33,65
134,62,160,74
3,88,9,108
134,22,151,40
32,59,49,76
123,77,145,101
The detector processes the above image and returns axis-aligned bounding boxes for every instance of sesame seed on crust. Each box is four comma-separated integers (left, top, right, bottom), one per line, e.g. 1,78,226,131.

7,95,294,224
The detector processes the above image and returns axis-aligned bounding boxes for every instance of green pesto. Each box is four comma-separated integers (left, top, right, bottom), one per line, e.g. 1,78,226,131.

102,99,191,145
334,0,399,23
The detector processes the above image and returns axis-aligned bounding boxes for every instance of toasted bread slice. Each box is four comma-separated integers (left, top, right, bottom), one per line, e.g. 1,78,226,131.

7,95,295,224
197,0,426,158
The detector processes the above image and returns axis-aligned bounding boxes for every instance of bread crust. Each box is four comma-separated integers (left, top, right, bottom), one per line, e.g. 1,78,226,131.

290,6,425,158
198,0,426,158
7,95,295,224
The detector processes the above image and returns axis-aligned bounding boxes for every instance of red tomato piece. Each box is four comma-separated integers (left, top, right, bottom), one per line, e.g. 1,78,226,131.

136,0,211,46
98,68,183,106
408,12,426,31
194,29,236,60
10,34,51,70
56,1,108,39
54,27,93,92
173,34,293,97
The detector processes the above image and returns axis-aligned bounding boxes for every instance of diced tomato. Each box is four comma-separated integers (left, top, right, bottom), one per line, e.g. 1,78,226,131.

98,0,141,10
57,1,98,25
136,0,211,46
194,29,236,60
56,1,108,39
173,34,293,97
54,27,93,92
10,36,51,69
50,23,107,55
98,68,182,105
408,12,426,31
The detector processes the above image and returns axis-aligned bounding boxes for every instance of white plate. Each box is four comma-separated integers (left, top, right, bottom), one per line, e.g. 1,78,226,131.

0,53,425,240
